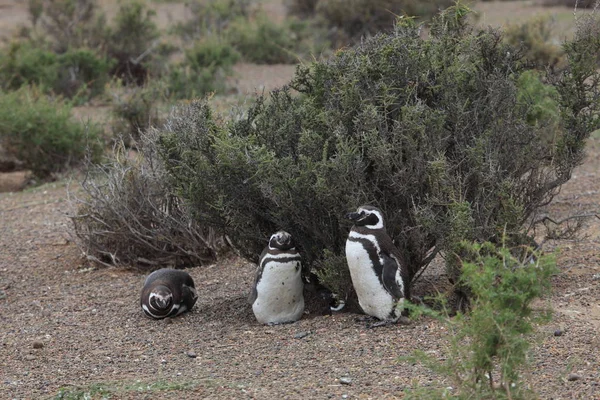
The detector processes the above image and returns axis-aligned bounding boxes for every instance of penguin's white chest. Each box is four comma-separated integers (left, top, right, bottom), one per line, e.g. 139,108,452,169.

345,235,395,321
252,260,304,324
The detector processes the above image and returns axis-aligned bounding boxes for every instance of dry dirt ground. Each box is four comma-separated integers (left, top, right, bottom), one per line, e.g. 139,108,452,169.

1,1,600,399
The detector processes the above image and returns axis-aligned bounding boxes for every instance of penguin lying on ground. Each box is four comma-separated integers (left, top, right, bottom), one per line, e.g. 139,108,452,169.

140,268,198,319
249,231,304,325
345,205,410,327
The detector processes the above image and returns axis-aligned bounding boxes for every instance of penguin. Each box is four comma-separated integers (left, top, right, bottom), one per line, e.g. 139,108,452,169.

140,268,198,319
249,231,304,325
345,205,410,326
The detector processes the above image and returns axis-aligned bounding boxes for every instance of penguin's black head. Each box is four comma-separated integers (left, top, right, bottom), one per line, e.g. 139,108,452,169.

269,230,295,250
149,285,173,311
346,205,384,229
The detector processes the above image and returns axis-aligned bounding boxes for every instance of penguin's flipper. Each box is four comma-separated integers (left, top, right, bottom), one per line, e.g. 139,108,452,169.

182,284,198,309
381,253,404,300
248,266,261,305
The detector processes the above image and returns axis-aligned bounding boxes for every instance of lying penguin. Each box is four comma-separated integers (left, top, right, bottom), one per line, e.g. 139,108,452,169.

249,231,304,325
140,268,198,319
345,205,410,327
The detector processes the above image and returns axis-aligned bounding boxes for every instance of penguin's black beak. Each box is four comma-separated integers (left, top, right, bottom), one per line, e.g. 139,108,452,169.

346,212,361,221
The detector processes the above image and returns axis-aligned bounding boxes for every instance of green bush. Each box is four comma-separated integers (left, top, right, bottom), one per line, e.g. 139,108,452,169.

174,0,252,40
110,81,164,143
404,241,557,399
504,16,565,69
226,16,299,64
288,0,455,47
0,86,101,178
285,0,319,18
167,37,239,99
154,6,600,306
0,41,113,101
105,0,161,85
34,0,107,53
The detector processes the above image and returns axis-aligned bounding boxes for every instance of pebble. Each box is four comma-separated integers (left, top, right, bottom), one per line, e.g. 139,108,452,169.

186,351,197,358
592,274,600,281
32,341,44,349
25,355,35,361
554,329,564,337
567,373,582,381
339,377,352,385
294,331,311,339
161,359,167,364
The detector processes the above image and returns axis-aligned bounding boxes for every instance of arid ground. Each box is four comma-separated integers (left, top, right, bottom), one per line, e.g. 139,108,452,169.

1,1,599,399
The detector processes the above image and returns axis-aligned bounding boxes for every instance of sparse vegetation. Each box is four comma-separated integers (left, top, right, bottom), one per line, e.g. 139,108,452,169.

404,241,558,399
167,37,240,99
109,80,164,143
0,41,113,102
287,0,455,47
504,16,565,69
0,86,101,178
70,140,221,269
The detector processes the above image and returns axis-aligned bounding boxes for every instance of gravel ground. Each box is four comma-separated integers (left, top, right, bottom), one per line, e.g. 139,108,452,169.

1,140,599,400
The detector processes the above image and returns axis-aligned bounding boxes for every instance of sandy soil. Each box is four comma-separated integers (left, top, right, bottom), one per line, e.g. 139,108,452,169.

1,1,599,399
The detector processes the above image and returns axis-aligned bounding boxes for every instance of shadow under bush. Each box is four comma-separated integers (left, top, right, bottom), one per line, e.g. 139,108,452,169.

154,6,600,306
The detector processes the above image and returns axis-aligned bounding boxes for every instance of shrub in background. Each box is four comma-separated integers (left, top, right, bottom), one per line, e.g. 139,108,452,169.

167,37,240,99
404,242,557,399
154,6,600,306
104,0,161,85
504,16,565,70
110,81,164,144
174,0,252,40
0,41,113,102
71,141,220,269
0,86,101,178
284,0,319,18
287,0,455,47
226,16,300,64
32,0,107,53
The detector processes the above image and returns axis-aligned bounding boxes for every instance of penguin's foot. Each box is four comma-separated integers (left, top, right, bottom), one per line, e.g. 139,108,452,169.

354,315,378,324
367,316,411,329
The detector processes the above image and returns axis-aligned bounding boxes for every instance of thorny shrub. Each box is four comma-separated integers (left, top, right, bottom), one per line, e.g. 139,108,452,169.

404,241,557,399
70,141,221,269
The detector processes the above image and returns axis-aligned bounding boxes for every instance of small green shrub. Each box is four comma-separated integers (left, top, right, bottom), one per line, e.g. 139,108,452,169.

0,41,113,101
35,0,107,53
173,0,252,40
105,0,161,85
289,0,455,47
404,241,558,399
504,16,565,69
226,16,299,64
167,37,239,99
0,86,101,178
110,81,164,143
285,0,319,18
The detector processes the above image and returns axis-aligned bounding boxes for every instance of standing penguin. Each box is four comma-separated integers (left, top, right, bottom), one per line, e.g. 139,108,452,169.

249,231,304,325
140,268,198,319
345,205,410,326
